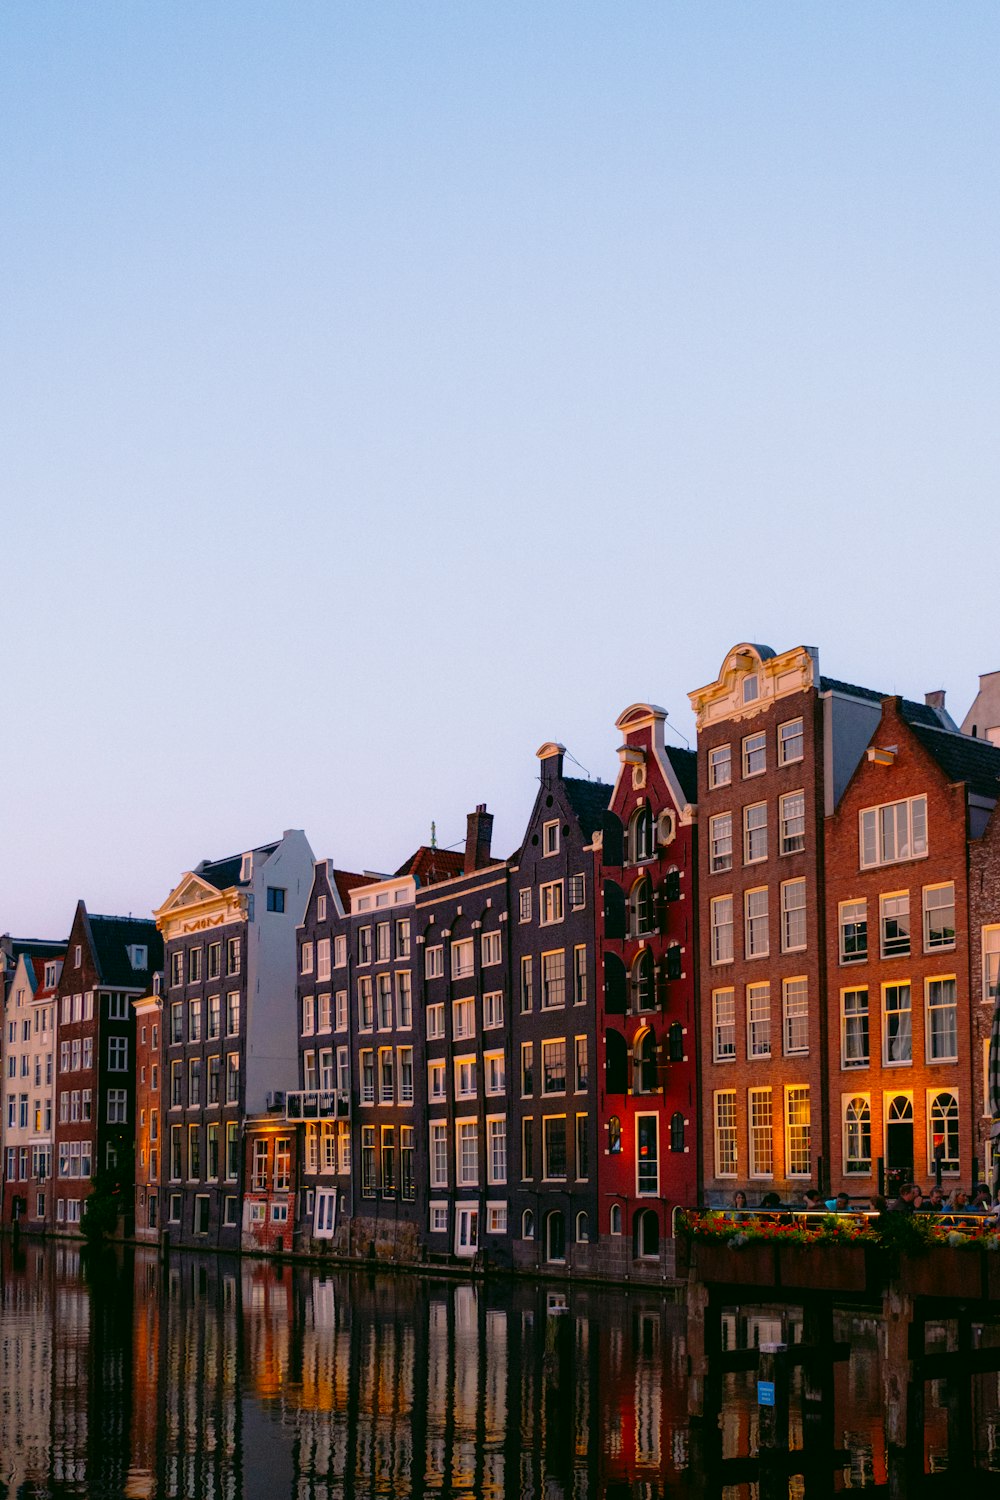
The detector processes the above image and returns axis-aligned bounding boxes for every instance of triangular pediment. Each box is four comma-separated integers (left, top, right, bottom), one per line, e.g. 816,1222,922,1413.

155,872,226,920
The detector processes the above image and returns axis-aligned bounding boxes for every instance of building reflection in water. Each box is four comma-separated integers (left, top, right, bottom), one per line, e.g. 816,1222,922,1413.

2,1240,1000,1497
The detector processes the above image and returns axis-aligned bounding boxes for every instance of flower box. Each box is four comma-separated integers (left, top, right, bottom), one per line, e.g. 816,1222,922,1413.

776,1243,869,1293
898,1246,985,1300
691,1241,776,1286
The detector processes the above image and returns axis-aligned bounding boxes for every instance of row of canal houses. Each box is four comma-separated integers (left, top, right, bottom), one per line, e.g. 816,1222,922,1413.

5,642,1000,1280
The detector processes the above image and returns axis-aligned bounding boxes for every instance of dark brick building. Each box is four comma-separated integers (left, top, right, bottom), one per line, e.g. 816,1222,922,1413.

598,704,698,1278
509,745,611,1272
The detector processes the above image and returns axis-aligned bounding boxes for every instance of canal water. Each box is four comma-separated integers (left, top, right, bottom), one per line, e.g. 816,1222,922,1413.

0,1239,998,1498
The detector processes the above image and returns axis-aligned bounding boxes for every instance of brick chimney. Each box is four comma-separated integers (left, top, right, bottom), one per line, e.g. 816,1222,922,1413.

464,804,494,873
925,690,946,712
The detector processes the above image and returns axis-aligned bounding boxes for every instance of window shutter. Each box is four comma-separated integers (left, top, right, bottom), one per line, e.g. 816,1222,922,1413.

601,812,624,867
604,953,627,1015
603,879,626,940
668,1021,684,1062
666,945,682,981
605,1030,628,1094
664,869,681,903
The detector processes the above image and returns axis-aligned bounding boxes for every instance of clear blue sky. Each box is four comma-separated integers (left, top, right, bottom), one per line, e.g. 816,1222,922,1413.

3,3,998,937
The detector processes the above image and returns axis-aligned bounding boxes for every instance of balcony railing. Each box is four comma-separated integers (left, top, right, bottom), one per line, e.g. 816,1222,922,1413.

285,1089,349,1121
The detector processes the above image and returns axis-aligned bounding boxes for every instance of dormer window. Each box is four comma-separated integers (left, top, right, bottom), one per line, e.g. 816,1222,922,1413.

44,962,60,989
743,675,759,704
128,945,148,971
240,853,253,882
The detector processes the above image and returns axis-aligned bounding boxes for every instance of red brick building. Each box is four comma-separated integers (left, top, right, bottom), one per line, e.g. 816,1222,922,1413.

969,801,1000,1188
826,697,1000,1196
597,704,698,1274
242,1112,297,1253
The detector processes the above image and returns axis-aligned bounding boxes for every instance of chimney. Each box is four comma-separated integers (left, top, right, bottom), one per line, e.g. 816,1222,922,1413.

464,804,494,873
925,690,946,712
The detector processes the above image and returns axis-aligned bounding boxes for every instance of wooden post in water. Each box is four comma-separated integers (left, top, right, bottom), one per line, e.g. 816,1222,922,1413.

756,1341,790,1451
883,1286,921,1452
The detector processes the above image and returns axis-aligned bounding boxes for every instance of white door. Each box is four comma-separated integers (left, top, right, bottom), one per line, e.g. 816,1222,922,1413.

314,1188,337,1238
455,1206,479,1257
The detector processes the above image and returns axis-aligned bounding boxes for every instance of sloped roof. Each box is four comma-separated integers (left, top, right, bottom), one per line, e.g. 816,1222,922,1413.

88,915,163,987
333,870,378,907
394,846,467,886
198,841,280,891
564,777,613,839
904,720,1000,800
665,745,698,805
820,677,953,731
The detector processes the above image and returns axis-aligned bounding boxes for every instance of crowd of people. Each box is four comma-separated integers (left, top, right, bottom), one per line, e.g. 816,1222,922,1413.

729,1184,999,1218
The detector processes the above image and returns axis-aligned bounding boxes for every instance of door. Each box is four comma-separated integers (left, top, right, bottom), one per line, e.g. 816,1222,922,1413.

314,1189,337,1238
455,1205,479,1257
545,1210,566,1263
886,1095,914,1175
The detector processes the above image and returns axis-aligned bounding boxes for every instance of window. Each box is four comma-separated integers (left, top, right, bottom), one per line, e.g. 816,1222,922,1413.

226,992,240,1036
361,1127,376,1197
108,992,128,1019
540,882,564,925
744,888,769,958
781,879,807,952
928,1091,960,1174
395,971,412,1030
430,1201,449,1233
521,1207,534,1238
630,878,652,937
780,791,805,854
380,1125,395,1195
574,1036,588,1092
487,1202,508,1234
335,990,348,1031
710,896,733,964
396,919,411,958
483,990,503,1030
226,937,241,975
375,923,390,962
170,1002,184,1044
487,1117,507,1183
542,1117,567,1180
519,888,532,923
317,992,332,1031
748,1088,773,1176
187,998,202,1042
568,874,586,909
427,1003,444,1040
226,1052,240,1103
188,1057,202,1106
573,945,587,1005
709,812,732,873
226,1123,239,1179
709,744,732,788
425,945,443,979
926,978,958,1062
519,956,533,1014
268,888,287,916
744,803,767,863
358,928,372,965
880,893,910,957
453,997,475,1040
714,1091,737,1177
208,1055,221,1104
358,977,374,1032
783,978,808,1055
631,951,654,1013
576,1113,590,1180
712,989,735,1061
842,988,869,1067
844,1096,871,1174
520,1042,533,1096
429,1123,448,1187
542,1039,567,1094
454,1056,476,1099
839,900,867,963
785,1085,811,1176
485,1051,505,1095
316,939,331,981
743,673,759,704
360,1050,375,1104
541,950,566,1009
923,884,955,951
316,895,327,923
543,820,560,855
860,796,928,868
742,731,766,778
108,1037,127,1071
107,1088,127,1124
334,935,347,967
400,1126,415,1200
629,806,654,863
457,1121,478,1185
746,983,771,1058
883,983,912,1064
170,951,183,987
451,938,474,979
301,942,314,975
521,1116,534,1178
379,1047,395,1104
984,926,1000,1003
481,931,502,967
377,973,393,1030
778,717,804,765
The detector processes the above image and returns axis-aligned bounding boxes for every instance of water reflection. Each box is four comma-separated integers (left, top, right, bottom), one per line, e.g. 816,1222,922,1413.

0,1240,999,1499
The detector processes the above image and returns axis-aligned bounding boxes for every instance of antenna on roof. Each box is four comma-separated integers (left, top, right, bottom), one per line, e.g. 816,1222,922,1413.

564,749,591,779
430,821,437,849
663,714,691,749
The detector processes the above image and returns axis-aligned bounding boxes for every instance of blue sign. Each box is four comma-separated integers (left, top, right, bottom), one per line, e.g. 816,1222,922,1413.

757,1380,776,1407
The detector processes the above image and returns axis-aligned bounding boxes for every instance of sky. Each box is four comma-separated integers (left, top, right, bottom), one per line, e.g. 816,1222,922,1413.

3,3,999,937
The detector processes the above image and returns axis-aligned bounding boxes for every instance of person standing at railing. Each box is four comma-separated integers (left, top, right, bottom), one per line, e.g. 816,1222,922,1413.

887,1183,917,1213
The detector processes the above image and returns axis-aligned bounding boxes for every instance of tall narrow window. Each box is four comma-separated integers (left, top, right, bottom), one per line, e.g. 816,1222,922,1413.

923,884,955,951
781,879,806,952
883,983,912,1064
782,978,808,1055
711,896,733,965
844,1096,871,1174
746,983,771,1058
743,803,767,864
842,989,869,1068
926,978,957,1062
839,900,868,963
709,812,733,873
780,791,805,853
785,1086,811,1177
744,889,769,958
712,989,735,1061
714,1092,737,1177
928,1091,960,1175
880,894,910,958
748,1088,773,1177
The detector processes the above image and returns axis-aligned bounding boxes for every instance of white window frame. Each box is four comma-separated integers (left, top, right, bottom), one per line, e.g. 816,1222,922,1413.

710,895,733,965
746,982,771,1059
713,1090,737,1178
925,975,958,1063
543,820,560,856
923,883,956,952
743,802,768,864
539,881,564,926
712,988,735,1062
784,1084,811,1177
779,790,805,854
742,731,766,778
782,977,808,1056
748,1087,773,1178
780,878,807,953
859,795,928,869
709,744,732,789
744,887,769,959
709,812,732,874
778,717,804,765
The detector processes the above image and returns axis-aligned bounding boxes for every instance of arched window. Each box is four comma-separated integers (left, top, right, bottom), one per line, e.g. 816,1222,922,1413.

575,1210,589,1244
670,1112,685,1153
610,1204,622,1236
605,1030,628,1094
608,1115,622,1153
668,1021,684,1062
522,1208,534,1239
633,1028,658,1095
629,877,653,938
929,1091,960,1174
629,806,654,864
844,1097,871,1174
633,1207,659,1259
631,950,654,1013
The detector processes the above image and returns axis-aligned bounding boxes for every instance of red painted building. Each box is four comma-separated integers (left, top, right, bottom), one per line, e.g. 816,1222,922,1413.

242,1112,297,1253
598,703,698,1275
824,696,1000,1196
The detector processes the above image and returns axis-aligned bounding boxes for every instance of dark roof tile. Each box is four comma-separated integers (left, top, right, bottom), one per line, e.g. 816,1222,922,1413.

88,915,163,987
199,842,280,891
564,777,613,839
665,745,698,805
907,722,1000,801
394,847,467,886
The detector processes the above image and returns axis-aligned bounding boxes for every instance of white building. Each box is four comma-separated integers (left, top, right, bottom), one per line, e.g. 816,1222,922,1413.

3,949,62,1227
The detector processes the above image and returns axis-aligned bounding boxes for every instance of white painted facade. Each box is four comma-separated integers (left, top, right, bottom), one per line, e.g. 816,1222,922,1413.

2,952,60,1219
244,829,316,1112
